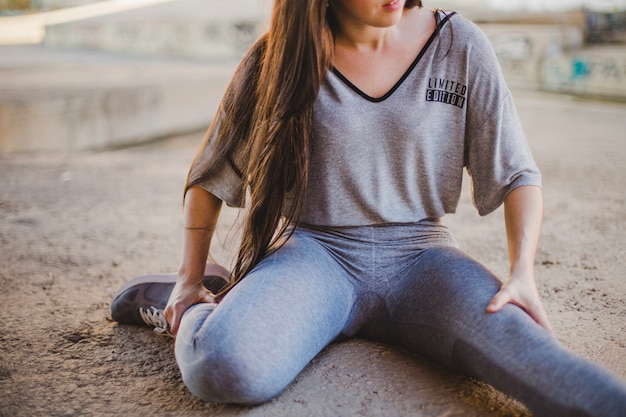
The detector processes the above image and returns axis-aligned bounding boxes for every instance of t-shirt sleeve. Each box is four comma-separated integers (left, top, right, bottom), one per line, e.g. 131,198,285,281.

465,93,542,216
462,21,541,216
195,110,247,208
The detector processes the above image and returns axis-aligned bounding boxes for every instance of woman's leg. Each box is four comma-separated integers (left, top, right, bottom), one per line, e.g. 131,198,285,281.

365,246,626,417
174,230,357,405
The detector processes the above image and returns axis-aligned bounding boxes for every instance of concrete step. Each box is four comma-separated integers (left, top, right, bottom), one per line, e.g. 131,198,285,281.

0,45,236,152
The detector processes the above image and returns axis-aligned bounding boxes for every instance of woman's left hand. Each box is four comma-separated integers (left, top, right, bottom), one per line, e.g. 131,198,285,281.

487,271,554,334
491,186,553,334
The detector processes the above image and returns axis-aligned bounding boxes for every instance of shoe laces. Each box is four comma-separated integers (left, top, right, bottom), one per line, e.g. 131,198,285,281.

138,306,174,338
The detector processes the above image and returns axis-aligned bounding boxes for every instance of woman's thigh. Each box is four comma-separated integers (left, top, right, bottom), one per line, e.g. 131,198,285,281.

362,246,505,362
365,246,626,417
174,230,357,404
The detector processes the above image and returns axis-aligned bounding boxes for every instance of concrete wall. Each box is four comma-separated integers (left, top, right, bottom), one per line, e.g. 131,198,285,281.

44,18,264,60
43,0,269,61
481,24,585,88
542,48,626,100
37,0,101,8
482,24,626,101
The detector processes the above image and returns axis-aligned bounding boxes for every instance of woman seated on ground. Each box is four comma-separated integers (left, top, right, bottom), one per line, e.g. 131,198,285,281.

111,1,626,415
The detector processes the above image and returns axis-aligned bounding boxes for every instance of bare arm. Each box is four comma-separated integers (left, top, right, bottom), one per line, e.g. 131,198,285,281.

164,185,223,335
486,185,553,333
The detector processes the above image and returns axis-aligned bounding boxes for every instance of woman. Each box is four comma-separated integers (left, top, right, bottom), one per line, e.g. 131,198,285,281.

110,0,626,415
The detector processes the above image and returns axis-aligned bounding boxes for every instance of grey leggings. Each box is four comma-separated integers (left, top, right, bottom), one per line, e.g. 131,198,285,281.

175,221,626,416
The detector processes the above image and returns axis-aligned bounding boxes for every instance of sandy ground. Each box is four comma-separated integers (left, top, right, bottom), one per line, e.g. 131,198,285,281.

1,88,625,416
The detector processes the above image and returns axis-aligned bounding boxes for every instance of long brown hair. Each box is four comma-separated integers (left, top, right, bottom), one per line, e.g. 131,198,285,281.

187,0,422,296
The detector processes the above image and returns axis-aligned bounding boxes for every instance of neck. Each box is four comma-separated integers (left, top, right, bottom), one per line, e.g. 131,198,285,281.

335,25,397,52
332,9,409,53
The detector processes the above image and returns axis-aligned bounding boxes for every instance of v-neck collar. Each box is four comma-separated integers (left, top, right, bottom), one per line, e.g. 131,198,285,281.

332,11,455,103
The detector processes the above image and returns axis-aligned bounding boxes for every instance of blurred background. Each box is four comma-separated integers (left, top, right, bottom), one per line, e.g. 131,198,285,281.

0,0,625,152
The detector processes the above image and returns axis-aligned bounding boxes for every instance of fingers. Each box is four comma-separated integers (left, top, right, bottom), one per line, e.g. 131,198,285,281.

163,304,180,335
486,285,555,334
165,288,216,336
486,288,510,313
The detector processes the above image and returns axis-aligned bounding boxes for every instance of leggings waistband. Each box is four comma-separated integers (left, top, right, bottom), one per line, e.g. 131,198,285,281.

295,219,458,249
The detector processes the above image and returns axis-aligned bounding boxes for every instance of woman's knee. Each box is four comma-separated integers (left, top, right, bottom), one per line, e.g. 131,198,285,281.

182,353,283,405
175,333,288,405
175,305,292,404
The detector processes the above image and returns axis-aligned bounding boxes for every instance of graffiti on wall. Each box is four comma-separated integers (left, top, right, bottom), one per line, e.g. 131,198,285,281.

570,56,624,81
543,53,626,97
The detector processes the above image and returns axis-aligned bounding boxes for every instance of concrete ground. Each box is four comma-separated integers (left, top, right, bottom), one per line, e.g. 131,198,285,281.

1,79,626,416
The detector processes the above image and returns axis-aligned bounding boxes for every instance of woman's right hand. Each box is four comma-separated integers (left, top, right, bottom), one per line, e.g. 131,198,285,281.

167,186,223,335
164,276,217,335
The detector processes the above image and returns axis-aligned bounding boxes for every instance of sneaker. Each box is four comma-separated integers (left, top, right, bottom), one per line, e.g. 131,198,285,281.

110,263,229,337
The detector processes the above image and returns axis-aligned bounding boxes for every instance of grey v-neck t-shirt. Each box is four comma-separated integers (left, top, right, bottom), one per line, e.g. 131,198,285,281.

198,11,541,227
